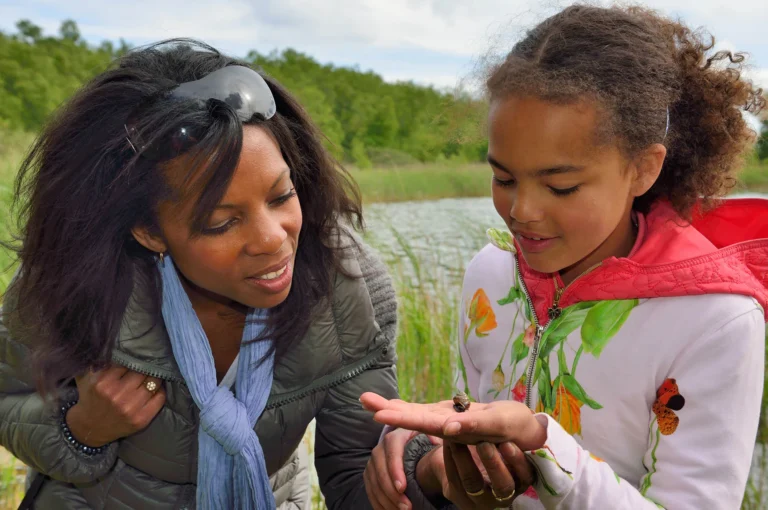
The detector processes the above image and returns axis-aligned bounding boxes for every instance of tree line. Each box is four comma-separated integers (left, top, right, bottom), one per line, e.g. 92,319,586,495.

0,20,488,167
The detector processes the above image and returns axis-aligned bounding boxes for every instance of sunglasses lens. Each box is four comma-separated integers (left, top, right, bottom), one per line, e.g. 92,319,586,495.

126,66,275,161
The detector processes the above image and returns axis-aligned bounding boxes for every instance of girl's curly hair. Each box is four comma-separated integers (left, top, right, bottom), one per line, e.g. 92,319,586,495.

487,4,765,217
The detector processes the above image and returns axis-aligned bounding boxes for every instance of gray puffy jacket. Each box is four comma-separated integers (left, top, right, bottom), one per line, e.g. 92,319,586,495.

0,239,398,509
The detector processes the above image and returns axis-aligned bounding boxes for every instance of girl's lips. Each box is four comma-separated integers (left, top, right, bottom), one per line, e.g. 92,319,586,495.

245,261,293,294
514,232,558,253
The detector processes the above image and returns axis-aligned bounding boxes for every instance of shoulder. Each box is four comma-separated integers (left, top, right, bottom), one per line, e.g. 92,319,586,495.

326,228,397,363
462,243,516,298
639,293,765,360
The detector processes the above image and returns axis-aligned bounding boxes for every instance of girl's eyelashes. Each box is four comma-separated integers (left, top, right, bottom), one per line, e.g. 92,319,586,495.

549,185,580,196
492,174,580,197
492,175,516,188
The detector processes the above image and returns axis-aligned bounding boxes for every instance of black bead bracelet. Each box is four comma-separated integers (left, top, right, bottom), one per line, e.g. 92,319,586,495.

60,400,110,456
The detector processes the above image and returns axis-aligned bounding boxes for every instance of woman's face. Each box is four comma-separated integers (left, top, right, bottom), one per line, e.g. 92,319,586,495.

487,95,660,283
135,125,302,310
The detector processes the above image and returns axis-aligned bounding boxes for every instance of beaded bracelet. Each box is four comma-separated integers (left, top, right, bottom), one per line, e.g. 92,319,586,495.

60,400,110,456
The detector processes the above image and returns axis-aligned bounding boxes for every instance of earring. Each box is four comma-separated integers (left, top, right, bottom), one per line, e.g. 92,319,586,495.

158,252,165,265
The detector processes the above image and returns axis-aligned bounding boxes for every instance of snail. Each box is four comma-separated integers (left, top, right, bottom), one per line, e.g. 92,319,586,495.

453,391,470,413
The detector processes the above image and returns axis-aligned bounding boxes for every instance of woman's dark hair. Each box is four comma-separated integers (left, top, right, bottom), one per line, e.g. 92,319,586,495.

7,39,362,394
486,4,765,217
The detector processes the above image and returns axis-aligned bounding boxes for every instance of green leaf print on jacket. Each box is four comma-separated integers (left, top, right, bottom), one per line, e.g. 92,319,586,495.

537,298,639,435
581,300,638,358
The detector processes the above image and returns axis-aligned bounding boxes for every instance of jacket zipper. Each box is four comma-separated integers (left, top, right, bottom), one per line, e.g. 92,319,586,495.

516,255,601,410
265,341,390,410
110,350,187,385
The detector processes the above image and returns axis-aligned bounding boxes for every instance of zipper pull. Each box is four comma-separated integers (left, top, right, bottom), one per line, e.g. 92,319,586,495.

547,288,564,321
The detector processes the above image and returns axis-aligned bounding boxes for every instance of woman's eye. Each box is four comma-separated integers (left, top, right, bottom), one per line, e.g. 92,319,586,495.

202,219,236,236
549,185,580,196
273,188,297,205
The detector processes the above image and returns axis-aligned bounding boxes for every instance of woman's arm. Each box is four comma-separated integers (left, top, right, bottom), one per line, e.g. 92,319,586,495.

315,239,400,510
0,291,119,484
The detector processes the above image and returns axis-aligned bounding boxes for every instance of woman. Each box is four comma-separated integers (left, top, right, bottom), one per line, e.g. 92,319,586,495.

0,40,398,509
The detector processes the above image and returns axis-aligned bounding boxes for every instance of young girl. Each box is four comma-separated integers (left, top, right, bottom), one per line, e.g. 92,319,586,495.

363,5,767,509
0,41,398,509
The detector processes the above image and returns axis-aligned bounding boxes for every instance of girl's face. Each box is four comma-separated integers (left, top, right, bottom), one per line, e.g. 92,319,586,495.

134,125,302,311
487,96,662,283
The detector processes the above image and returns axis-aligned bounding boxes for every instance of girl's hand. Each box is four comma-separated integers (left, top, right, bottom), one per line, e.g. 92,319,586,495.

66,365,166,447
360,393,548,451
441,441,535,509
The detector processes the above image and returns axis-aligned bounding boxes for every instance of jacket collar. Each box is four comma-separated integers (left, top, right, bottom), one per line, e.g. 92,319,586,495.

515,198,768,323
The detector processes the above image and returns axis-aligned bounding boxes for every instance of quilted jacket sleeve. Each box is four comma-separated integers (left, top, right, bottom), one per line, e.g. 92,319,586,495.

0,280,119,483
314,239,400,510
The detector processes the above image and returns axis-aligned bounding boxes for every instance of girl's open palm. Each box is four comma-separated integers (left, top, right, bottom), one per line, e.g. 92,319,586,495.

360,393,548,451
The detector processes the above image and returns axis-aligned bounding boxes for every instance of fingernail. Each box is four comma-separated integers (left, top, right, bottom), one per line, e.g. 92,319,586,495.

479,442,495,460
444,422,461,435
399,504,409,510
395,480,403,492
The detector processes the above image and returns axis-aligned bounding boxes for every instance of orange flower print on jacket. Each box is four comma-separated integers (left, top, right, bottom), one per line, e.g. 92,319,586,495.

512,374,527,403
652,378,686,435
464,288,498,342
552,383,582,436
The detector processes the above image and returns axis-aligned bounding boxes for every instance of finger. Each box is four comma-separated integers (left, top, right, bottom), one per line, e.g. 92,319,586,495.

132,376,162,406
427,435,443,446
499,442,535,492
448,442,486,497
442,410,544,449
118,370,148,389
364,464,388,510
372,443,404,507
136,375,161,391
362,394,455,414
477,442,516,502
384,430,417,495
441,444,474,507
95,365,129,383
136,387,166,424
360,392,392,412
373,410,450,437
366,462,403,510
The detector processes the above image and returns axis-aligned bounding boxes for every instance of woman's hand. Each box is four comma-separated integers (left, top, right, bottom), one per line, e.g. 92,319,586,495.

440,441,535,509
66,365,166,447
414,440,535,509
365,427,434,510
360,393,548,451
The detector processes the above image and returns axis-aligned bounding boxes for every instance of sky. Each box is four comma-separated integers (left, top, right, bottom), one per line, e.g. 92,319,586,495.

1,0,767,92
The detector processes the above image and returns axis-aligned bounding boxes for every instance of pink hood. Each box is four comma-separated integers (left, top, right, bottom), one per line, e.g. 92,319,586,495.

518,198,768,322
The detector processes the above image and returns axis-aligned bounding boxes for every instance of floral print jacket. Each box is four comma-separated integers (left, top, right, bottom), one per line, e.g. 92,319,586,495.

458,199,768,509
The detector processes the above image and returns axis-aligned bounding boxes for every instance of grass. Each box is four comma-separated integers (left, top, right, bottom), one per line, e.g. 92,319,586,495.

349,163,490,204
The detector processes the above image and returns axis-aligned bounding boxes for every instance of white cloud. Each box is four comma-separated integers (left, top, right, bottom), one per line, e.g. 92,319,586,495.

1,0,766,88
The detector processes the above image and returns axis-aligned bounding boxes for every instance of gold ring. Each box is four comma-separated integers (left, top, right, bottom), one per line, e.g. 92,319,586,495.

145,380,158,393
492,486,515,502
465,487,485,497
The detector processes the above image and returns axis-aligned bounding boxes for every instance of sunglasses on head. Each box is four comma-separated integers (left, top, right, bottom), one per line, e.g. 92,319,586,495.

124,65,276,161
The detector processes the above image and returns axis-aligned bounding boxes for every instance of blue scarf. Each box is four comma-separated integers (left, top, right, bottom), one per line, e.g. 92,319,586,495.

158,256,276,509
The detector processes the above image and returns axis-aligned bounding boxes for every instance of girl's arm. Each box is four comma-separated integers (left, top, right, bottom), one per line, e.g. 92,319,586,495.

526,305,765,509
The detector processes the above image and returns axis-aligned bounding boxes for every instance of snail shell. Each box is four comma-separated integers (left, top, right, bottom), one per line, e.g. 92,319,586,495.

452,391,470,412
